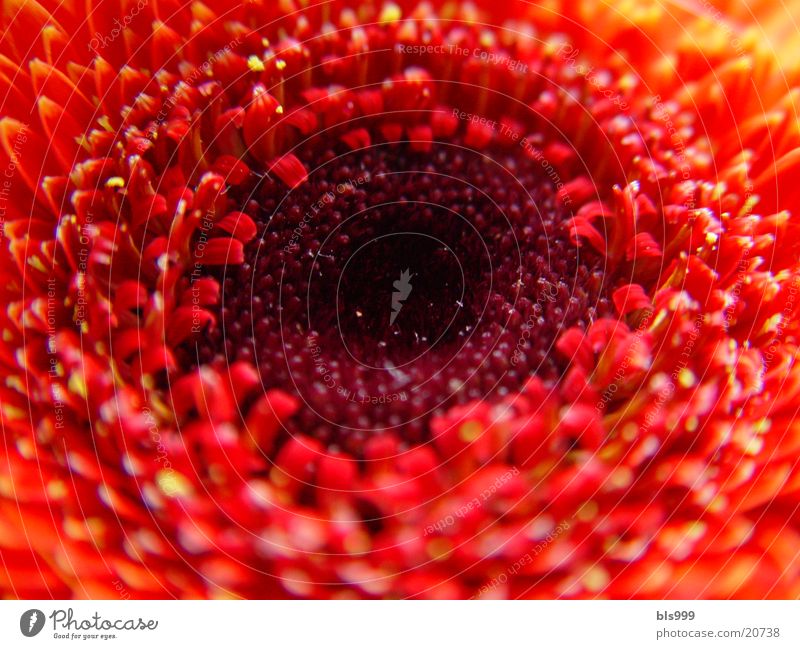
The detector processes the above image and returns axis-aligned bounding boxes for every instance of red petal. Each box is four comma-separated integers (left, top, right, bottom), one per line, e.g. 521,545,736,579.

567,216,607,254
556,328,594,370
272,435,324,486
407,125,433,152
340,128,371,150
612,284,653,316
196,237,245,265
243,84,282,161
626,231,662,260
269,153,307,188
465,121,494,148
215,211,257,243
317,453,358,491
212,154,250,185
246,390,299,452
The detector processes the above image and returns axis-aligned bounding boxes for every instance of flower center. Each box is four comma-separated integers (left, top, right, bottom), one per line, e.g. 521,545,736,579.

188,137,612,453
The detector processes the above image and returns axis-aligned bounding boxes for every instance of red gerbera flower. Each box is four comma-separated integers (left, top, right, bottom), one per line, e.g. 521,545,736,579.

1,0,800,599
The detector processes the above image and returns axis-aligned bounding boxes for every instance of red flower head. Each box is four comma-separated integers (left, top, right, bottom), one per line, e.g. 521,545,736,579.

1,0,800,598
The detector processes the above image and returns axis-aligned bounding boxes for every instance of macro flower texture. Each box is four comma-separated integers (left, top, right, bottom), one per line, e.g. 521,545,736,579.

1,0,800,600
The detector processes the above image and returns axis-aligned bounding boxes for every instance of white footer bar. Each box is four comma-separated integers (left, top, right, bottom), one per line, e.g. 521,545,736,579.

1,600,797,648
